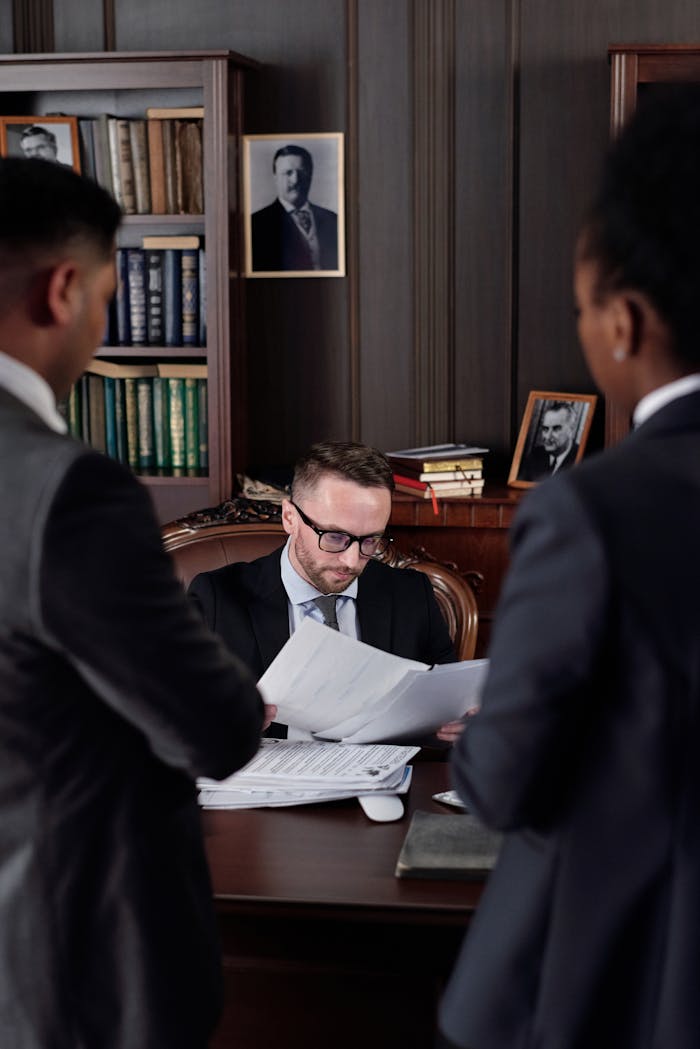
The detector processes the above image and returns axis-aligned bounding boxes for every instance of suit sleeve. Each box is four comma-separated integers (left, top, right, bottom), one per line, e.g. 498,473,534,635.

451,476,609,829
37,453,264,781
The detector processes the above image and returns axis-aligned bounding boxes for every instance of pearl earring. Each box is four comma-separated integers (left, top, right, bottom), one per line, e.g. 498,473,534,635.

612,346,627,363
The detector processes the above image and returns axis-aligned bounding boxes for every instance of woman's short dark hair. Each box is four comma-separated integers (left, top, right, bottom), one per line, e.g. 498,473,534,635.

579,84,700,366
292,441,394,500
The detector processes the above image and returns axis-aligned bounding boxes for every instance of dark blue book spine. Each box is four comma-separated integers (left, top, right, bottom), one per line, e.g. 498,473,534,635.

181,247,199,346
198,248,206,346
146,249,164,345
163,249,183,347
126,248,147,346
115,248,131,346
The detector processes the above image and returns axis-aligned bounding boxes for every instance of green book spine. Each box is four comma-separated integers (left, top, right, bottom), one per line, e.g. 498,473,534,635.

168,377,186,471
184,376,199,471
114,379,128,464
136,377,155,471
123,377,140,470
103,376,117,459
152,376,171,471
87,374,106,453
197,378,208,471
68,383,81,439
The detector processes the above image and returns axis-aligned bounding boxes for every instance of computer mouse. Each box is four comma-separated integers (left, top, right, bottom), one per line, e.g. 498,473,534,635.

357,793,405,822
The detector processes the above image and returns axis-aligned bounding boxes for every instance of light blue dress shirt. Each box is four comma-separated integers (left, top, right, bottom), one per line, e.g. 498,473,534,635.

280,538,360,640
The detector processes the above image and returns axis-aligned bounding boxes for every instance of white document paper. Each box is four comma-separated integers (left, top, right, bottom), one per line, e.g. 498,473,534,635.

258,617,428,733
198,738,419,792
199,762,414,810
257,617,489,743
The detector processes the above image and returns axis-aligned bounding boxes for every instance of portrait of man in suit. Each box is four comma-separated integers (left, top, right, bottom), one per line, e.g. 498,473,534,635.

509,392,596,487
245,134,345,276
2,119,79,171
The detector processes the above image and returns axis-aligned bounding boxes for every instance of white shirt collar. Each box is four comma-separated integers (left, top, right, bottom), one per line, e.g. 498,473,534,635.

280,538,359,604
279,197,311,216
633,373,700,427
0,350,67,433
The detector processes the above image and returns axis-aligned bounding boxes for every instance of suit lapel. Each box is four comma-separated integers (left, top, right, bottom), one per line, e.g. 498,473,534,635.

357,561,393,653
248,550,290,672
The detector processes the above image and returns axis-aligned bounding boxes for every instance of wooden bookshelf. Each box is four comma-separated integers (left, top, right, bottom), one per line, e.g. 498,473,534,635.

0,50,259,523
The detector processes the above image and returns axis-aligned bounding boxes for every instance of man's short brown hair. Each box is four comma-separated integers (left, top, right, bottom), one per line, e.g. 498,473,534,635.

291,441,394,500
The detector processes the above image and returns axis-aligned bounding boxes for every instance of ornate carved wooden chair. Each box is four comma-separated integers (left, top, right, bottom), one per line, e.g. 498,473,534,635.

162,502,479,660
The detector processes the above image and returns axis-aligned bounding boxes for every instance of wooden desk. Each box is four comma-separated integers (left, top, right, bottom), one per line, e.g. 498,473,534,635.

390,485,523,657
203,763,482,1049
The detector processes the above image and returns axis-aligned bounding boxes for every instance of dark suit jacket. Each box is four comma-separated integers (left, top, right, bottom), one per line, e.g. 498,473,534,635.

518,440,579,481
440,390,700,1049
189,548,456,736
0,388,263,1049
251,198,338,271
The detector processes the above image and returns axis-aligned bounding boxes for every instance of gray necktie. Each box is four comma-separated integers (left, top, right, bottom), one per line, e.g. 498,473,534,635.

295,208,312,233
313,595,339,630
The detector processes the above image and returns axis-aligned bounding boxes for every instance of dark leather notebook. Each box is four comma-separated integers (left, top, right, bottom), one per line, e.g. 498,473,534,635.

395,809,502,880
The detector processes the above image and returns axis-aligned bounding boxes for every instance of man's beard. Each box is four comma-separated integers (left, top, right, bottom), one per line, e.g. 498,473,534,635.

295,545,364,595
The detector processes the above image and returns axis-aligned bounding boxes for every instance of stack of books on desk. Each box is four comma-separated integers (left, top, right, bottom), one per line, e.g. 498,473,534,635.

197,739,418,809
386,443,489,500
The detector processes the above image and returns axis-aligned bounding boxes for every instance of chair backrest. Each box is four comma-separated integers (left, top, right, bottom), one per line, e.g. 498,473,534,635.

379,545,479,661
162,520,286,589
161,518,479,659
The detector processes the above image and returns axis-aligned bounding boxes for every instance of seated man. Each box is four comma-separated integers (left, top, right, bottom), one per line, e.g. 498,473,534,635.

189,440,464,741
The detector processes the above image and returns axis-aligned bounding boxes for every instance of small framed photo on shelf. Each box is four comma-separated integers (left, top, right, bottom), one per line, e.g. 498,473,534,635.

508,390,597,488
243,132,345,278
0,116,81,172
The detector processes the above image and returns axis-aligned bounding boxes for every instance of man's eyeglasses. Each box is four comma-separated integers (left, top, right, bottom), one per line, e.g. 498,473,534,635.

291,501,392,558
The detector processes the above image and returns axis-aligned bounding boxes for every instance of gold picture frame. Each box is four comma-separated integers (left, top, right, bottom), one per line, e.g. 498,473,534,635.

508,390,597,488
243,132,345,278
0,116,81,172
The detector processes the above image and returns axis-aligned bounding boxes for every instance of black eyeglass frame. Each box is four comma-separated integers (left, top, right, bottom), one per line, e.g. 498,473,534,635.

290,501,393,558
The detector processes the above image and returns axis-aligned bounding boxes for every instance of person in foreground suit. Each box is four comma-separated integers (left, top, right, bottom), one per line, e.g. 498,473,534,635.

189,440,463,741
439,85,700,1049
0,157,265,1049
251,144,338,271
517,400,580,481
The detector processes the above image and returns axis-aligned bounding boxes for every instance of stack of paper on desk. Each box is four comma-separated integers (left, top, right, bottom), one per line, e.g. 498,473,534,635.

198,738,418,809
257,617,489,743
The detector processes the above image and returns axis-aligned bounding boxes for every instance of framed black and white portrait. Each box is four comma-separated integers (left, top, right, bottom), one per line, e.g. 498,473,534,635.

243,132,345,278
0,116,81,172
508,390,597,488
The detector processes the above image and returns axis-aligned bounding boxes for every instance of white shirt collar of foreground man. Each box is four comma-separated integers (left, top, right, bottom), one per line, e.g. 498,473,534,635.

0,349,67,434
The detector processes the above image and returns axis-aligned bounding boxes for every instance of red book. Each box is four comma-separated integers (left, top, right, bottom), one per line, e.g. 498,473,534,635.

392,473,439,514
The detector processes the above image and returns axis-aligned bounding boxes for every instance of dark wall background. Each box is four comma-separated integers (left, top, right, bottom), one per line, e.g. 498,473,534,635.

30,0,700,476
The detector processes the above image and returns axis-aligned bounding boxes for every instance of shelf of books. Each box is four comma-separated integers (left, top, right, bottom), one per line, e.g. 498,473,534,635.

0,50,257,524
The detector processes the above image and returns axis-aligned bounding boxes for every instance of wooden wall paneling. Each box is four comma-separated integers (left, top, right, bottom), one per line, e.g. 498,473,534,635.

12,0,53,53
355,0,414,451
412,0,456,445
53,0,107,52
516,1,606,426
453,0,513,468
345,0,360,439
517,0,700,449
